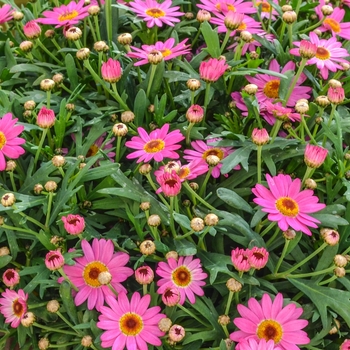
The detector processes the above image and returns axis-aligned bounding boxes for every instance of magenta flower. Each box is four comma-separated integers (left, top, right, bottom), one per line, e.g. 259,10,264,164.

341,339,350,350
45,250,65,271
101,58,122,83
86,132,115,162
197,0,256,16
247,247,269,270
252,128,269,145
128,0,184,28
36,0,90,28
156,256,208,305
37,106,56,128
245,59,311,107
162,287,181,306
128,38,190,66
97,292,166,349
199,58,229,83
231,247,251,272
125,124,184,163
0,289,28,328
252,174,326,235
23,20,41,39
230,293,310,349
2,269,20,288
304,144,328,168
290,32,349,80
156,171,182,197
0,113,25,171
328,86,345,104
135,266,154,285
237,338,282,350
0,4,13,24
63,239,133,310
61,214,85,235
263,101,301,122
254,0,279,19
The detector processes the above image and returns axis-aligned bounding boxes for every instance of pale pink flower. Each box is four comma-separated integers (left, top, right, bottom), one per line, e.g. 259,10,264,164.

263,101,301,122
63,239,133,310
156,171,182,197
252,128,269,145
230,293,310,349
0,113,25,171
186,104,204,123
128,0,184,28
199,58,229,83
156,256,207,305
0,289,28,328
61,214,85,235
237,338,282,350
128,38,190,66
2,269,20,288
36,0,90,28
340,339,350,350
0,4,13,24
23,20,41,39
86,132,115,162
252,174,326,235
162,287,181,306
298,40,317,59
247,247,269,270
304,144,328,168
45,250,65,271
197,0,256,16
37,106,56,128
327,86,345,104
135,266,154,285
169,324,185,342
101,58,122,83
125,124,184,163
97,292,166,349
231,247,251,272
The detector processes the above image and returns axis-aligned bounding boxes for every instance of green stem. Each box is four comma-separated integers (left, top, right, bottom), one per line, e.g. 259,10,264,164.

288,266,335,279
199,166,213,198
224,290,234,315
56,311,81,334
9,172,17,192
93,15,102,42
279,21,286,43
105,0,112,44
322,104,337,147
175,229,195,240
111,83,130,111
143,284,147,296
2,224,38,236
266,225,280,247
301,166,315,187
58,268,79,292
45,192,54,228
33,322,77,336
300,114,317,144
34,128,48,169
145,173,170,209
36,38,62,65
177,303,210,326
202,82,211,125
220,29,232,53
319,275,337,286
169,197,177,238
270,120,283,143
299,18,325,34
146,64,157,98
287,24,293,50
87,17,97,42
45,343,80,348
183,182,216,210
274,239,290,274
46,90,51,109
12,206,47,232
259,221,276,238
257,145,262,184
115,136,122,163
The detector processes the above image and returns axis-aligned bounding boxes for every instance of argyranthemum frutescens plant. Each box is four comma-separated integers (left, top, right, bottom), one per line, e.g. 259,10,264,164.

0,0,350,349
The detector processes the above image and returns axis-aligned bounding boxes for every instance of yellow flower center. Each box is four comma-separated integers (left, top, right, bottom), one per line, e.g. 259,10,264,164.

256,1,271,12
215,3,236,12
202,148,224,160
0,131,7,150
87,144,99,157
12,299,24,317
263,80,280,99
275,197,299,217
172,266,192,287
160,49,172,57
237,22,247,31
316,46,331,60
58,10,79,22
324,18,341,33
119,313,143,336
145,8,165,18
144,139,165,153
257,319,283,343
178,167,190,179
83,261,108,288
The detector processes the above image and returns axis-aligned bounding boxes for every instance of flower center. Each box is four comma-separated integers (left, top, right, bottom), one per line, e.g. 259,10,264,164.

119,313,143,336
202,148,224,160
316,47,330,60
68,218,79,225
145,8,165,18
275,197,299,217
253,252,265,260
257,319,283,343
0,131,7,150
144,139,165,153
263,80,280,99
83,261,108,288
12,299,24,317
165,179,178,187
58,10,79,22
178,167,190,179
237,21,247,31
86,144,99,157
5,270,15,279
48,254,61,263
160,49,172,57
324,18,341,33
215,3,236,12
256,1,271,12
172,266,192,287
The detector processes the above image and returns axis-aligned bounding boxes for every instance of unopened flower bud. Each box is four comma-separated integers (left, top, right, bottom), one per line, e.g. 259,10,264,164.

186,104,204,123
218,315,230,326
112,123,128,136
165,251,178,260
329,319,340,335
38,338,50,350
283,229,296,240
94,40,109,52
334,254,348,267
341,62,350,71
66,103,75,111
189,182,199,191
88,5,100,15
169,325,185,342
148,50,163,65
52,155,65,167
140,202,151,211
98,271,112,285
185,12,194,20
121,111,135,123
321,5,333,15
243,83,258,95
24,100,36,110
13,11,24,21
250,51,259,59
140,240,156,255
240,30,252,42
76,48,90,60
1,193,15,207
281,4,293,11
329,79,342,88
186,78,201,91
53,73,64,85
40,79,55,91
190,217,205,232
45,29,55,39
6,160,16,172
135,266,154,284
0,246,10,256
295,99,309,114
21,312,35,327
304,178,317,190
204,213,219,226
197,9,211,22
158,317,172,332
321,228,340,246
44,181,57,192
148,104,155,113
334,267,346,277
65,26,82,40
315,95,330,107
206,155,221,166
148,214,161,227
47,300,60,313
20,40,33,52
81,335,93,347
139,163,152,175
283,11,297,24
118,33,133,45
226,278,242,292
34,183,44,194
251,128,269,145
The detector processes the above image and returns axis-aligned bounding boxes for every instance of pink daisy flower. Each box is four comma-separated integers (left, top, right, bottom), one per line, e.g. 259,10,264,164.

0,4,13,24
128,0,184,28
36,0,90,28
63,239,134,310
128,38,191,66
0,113,25,171
197,0,256,16
156,256,208,305
252,174,326,235
231,248,251,272
156,171,182,197
2,269,20,288
125,124,184,163
184,139,239,178
82,132,115,163
341,339,350,350
45,250,65,271
230,293,310,350
199,58,229,83
245,59,312,107
228,33,275,55
0,289,28,328
237,338,282,350
263,101,301,122
61,214,85,235
290,32,349,80
97,292,166,350
255,0,279,19
304,144,328,168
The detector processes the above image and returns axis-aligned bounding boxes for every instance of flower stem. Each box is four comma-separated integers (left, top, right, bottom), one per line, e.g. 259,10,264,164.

2,224,38,236
12,205,47,232
259,221,276,238
185,122,195,146
266,225,280,247
146,64,157,99
287,24,293,50
177,303,210,326
56,311,81,334
58,268,79,292
115,136,122,163
270,120,283,143
183,182,215,211
224,290,234,315
199,166,213,198
169,197,177,238
322,103,337,147
93,15,102,41
33,322,77,336
111,83,130,111
45,192,54,228
257,145,262,184
105,0,112,44
8,172,17,192
288,266,335,279
145,173,170,209
301,166,315,187
36,38,62,65
220,29,232,53
34,128,48,169
202,82,211,126
274,239,290,274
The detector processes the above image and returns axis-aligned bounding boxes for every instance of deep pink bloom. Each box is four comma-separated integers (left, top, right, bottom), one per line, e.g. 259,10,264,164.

298,40,317,59
101,58,122,83
128,0,184,28
199,58,229,83
0,113,25,171
156,171,182,197
36,0,90,28
61,214,85,235
162,287,181,306
128,38,190,66
135,266,154,285
304,144,328,168
0,4,13,24
87,132,115,162
247,247,269,270
327,86,345,104
230,293,310,350
23,20,41,39
237,338,282,350
37,106,56,128
228,33,275,55
252,174,326,235
2,269,20,288
263,101,301,122
156,256,207,305
290,32,349,80
246,59,311,107
0,289,28,328
63,239,133,310
340,339,350,350
252,128,269,145
186,104,204,123
45,250,65,270
197,0,256,16
97,292,166,349
125,124,184,163
231,247,251,272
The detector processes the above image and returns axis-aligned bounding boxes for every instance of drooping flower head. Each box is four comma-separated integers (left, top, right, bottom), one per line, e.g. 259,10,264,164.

0,4,13,24
230,293,310,349
236,338,282,350
128,0,184,28
128,38,191,66
125,124,184,163
63,239,134,310
199,58,229,83
61,214,85,235
101,58,122,83
0,113,25,171
36,0,90,28
0,289,28,328
156,256,208,305
304,144,328,168
97,292,166,349
252,174,326,235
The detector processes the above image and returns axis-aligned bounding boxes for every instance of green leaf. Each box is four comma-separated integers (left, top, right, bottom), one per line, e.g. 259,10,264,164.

174,239,197,256
288,278,350,328
9,63,48,74
311,213,348,228
220,145,253,173
60,280,79,324
278,70,295,102
0,255,12,269
200,21,221,58
216,188,253,213
65,54,79,90
173,212,191,230
133,89,148,126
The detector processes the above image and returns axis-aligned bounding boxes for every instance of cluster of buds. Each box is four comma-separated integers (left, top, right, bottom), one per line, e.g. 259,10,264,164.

231,246,269,272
